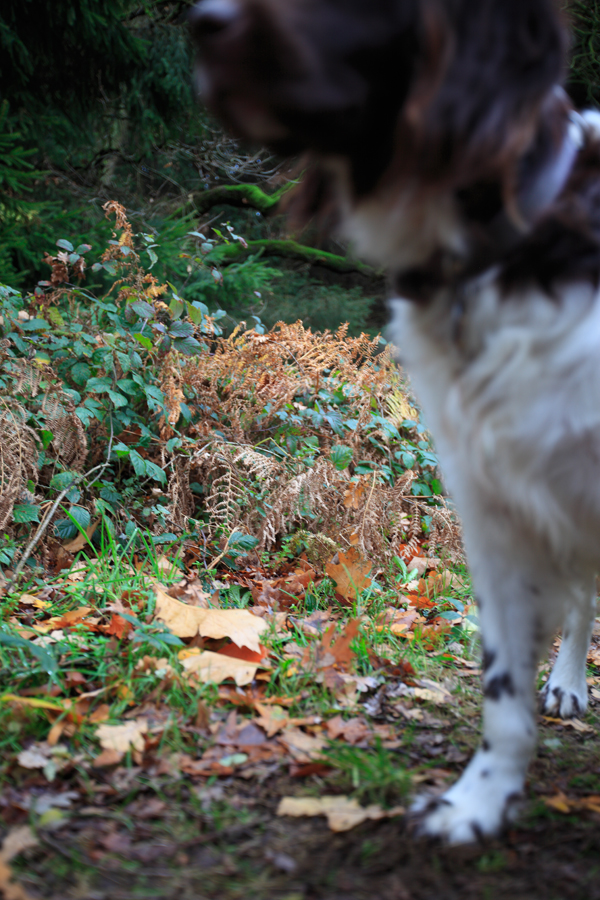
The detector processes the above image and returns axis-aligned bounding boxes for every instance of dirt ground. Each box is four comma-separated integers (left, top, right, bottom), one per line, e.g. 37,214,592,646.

8,710,600,900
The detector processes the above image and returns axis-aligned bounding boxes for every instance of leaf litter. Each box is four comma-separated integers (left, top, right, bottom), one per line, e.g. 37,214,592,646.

1,537,599,896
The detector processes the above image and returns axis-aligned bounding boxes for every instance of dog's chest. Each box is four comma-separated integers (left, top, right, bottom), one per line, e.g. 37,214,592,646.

388,278,600,552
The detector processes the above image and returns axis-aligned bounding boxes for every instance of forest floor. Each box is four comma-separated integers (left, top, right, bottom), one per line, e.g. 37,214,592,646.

1,547,599,900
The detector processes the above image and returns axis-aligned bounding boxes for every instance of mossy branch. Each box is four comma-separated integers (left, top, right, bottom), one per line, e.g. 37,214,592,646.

186,182,296,215
205,239,379,277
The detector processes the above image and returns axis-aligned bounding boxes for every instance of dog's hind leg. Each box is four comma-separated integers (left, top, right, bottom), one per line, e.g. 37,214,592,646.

540,583,596,718
414,500,576,843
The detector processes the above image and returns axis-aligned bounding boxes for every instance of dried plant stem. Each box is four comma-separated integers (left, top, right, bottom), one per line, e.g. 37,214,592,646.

5,423,114,593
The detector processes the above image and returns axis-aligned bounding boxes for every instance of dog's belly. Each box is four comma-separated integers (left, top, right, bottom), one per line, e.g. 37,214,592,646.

389,277,600,564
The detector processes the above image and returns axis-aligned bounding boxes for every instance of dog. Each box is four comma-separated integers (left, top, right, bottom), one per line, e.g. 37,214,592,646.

189,0,600,843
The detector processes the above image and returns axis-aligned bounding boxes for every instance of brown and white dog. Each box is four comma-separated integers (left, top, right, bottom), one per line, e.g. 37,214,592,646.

189,0,600,843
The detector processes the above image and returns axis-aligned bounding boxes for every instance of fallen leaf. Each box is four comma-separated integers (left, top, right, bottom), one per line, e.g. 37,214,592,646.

1,826,38,863
325,548,372,601
63,517,100,552
540,716,594,733
0,826,38,900
154,586,266,651
93,748,124,767
18,593,50,610
103,613,131,639
181,650,258,686
277,728,326,763
544,791,600,815
277,795,404,831
96,718,148,753
325,715,370,744
254,702,290,737
216,642,267,664
343,481,367,510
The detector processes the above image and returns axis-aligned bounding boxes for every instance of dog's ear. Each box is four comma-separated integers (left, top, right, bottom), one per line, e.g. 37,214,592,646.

402,0,567,188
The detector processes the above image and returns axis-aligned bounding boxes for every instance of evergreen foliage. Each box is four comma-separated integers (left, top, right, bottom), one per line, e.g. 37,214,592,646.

568,1,600,107
0,0,199,161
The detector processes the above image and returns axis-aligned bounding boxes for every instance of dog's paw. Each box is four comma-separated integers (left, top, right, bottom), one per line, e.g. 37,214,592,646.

411,751,524,844
540,677,588,718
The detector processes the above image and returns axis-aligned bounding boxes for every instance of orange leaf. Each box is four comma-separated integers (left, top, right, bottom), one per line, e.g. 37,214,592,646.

325,547,372,601
216,642,267,664
103,614,131,639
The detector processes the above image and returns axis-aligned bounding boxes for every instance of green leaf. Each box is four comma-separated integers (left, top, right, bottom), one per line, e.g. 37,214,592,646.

144,385,165,405
0,633,59,681
169,297,184,319
146,248,158,269
130,300,155,319
144,460,166,485
330,444,353,471
106,390,128,408
13,503,40,523
67,506,91,530
173,336,202,356
55,519,77,540
228,532,259,552
113,442,130,458
186,303,205,325
20,318,49,331
56,239,74,252
134,333,153,351
151,533,178,544
50,472,77,491
85,376,112,393
116,378,138,395
129,449,147,477
40,430,54,450
169,321,194,338
71,362,91,385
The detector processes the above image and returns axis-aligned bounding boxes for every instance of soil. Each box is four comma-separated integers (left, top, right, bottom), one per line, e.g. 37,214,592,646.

9,715,600,900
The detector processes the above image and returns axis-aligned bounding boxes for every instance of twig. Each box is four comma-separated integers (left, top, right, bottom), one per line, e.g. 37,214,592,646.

5,451,112,594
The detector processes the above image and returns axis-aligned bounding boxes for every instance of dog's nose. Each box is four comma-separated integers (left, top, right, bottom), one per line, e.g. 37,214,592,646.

189,0,241,38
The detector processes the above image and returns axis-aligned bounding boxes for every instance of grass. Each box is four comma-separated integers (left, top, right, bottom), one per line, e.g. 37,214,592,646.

0,524,599,900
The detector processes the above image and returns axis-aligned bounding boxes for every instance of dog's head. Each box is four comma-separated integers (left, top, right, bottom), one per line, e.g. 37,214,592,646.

190,0,567,250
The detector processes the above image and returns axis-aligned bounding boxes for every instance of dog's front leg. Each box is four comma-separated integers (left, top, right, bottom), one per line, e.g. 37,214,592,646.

415,507,569,843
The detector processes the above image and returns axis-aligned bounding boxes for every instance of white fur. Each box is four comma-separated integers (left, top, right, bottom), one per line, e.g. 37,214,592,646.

383,276,599,843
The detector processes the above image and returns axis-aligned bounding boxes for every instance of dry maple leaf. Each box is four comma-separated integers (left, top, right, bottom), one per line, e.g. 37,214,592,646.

325,548,372,601
180,650,259,686
254,702,290,737
96,718,148,753
154,585,266,651
277,795,404,832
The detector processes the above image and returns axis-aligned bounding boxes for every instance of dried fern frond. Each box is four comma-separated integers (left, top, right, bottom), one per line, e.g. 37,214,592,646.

0,402,39,530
